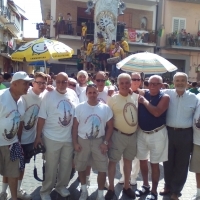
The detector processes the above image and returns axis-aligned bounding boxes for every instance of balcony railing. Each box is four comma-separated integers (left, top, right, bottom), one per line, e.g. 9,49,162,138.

10,15,20,30
0,6,11,20
166,33,200,48
1,44,15,55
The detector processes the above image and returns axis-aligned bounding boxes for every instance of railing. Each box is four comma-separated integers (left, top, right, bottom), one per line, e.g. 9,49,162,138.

0,6,11,20
166,33,200,47
1,44,15,55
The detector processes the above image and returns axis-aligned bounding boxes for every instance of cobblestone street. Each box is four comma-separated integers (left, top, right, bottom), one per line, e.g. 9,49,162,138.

0,155,196,200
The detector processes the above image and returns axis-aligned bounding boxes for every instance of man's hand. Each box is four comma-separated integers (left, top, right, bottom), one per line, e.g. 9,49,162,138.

100,143,108,155
74,143,82,152
46,85,55,92
138,95,148,104
34,137,43,148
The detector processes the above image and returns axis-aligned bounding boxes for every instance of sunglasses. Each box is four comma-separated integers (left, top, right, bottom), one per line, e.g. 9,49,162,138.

96,79,106,83
132,78,141,81
149,82,161,86
69,83,76,87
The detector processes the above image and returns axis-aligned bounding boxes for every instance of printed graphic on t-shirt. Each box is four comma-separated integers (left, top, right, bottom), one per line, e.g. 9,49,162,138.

24,104,39,131
58,100,73,127
123,102,138,126
3,110,21,140
85,114,101,139
194,115,200,129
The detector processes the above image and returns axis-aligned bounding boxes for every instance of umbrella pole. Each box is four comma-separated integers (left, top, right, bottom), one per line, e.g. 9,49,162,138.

44,60,47,74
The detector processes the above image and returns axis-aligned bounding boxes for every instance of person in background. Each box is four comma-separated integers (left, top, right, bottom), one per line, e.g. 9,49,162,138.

68,78,77,91
162,83,169,89
46,74,53,85
2,73,11,88
57,13,65,34
86,39,94,71
189,82,199,95
105,72,112,86
81,22,87,48
0,74,6,90
67,13,72,35
143,81,149,89
87,73,93,85
77,54,84,71
49,72,56,87
109,40,116,57
121,37,129,57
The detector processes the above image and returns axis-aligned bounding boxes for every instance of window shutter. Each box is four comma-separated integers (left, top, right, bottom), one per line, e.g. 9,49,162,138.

180,19,185,30
173,19,179,32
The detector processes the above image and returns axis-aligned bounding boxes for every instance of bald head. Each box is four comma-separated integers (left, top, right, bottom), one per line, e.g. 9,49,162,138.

56,72,68,93
56,72,68,79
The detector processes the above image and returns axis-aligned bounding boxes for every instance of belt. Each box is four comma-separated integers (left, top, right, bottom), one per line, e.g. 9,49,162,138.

167,126,192,131
114,127,134,136
142,124,165,134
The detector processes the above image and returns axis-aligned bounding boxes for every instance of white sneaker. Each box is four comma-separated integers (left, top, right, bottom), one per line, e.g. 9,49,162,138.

96,196,105,200
191,195,200,200
118,177,124,184
0,192,8,200
104,179,109,189
55,187,70,197
79,191,88,200
40,193,51,200
17,189,32,200
86,176,90,187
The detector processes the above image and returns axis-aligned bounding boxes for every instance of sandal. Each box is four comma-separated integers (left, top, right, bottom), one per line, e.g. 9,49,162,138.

135,185,150,197
145,192,158,200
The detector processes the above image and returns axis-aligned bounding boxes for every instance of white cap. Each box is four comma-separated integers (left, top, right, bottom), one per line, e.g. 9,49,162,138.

77,70,88,79
11,71,34,83
108,86,115,91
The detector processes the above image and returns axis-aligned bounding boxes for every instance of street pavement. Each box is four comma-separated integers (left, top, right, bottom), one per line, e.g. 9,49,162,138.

0,155,196,200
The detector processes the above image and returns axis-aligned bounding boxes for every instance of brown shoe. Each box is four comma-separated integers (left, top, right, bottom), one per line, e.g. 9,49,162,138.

159,187,170,196
123,188,135,199
170,193,179,200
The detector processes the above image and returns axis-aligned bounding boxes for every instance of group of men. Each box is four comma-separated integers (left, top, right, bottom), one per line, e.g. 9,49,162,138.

0,69,199,200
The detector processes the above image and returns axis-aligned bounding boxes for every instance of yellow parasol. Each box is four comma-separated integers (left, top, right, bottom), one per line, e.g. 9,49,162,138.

11,37,74,73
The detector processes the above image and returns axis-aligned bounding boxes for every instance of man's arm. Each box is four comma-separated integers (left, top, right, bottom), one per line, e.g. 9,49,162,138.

138,94,170,117
72,117,82,152
17,121,24,143
34,117,45,148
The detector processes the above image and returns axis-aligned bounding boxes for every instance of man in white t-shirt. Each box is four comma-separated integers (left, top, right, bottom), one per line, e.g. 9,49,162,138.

0,71,34,200
76,70,88,103
190,93,200,200
34,72,79,200
72,84,113,200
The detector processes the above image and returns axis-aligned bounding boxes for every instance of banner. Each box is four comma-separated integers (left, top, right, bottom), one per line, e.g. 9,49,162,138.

124,29,149,43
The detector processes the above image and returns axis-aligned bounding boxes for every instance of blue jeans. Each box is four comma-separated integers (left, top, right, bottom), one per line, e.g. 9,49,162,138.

111,65,119,78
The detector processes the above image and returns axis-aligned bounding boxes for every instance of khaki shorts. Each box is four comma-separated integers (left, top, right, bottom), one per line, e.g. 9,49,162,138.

136,127,168,163
75,137,108,172
190,144,200,173
0,145,20,178
108,130,137,162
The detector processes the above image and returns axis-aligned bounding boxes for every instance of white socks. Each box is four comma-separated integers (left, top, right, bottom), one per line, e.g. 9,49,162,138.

18,180,22,191
81,184,87,192
97,190,103,198
2,183,8,193
197,188,200,196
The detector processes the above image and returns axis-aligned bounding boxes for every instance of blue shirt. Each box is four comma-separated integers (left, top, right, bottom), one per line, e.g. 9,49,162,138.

138,91,167,131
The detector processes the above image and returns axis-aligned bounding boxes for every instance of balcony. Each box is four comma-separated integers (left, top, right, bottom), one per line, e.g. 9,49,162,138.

165,32,200,51
5,16,20,33
0,6,11,23
0,43,14,58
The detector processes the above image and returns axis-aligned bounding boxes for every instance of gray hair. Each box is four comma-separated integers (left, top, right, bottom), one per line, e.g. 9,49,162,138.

117,73,131,84
173,72,188,81
148,75,163,83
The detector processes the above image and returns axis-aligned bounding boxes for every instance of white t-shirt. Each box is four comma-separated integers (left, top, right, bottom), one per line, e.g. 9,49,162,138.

97,87,109,104
75,101,113,139
193,93,200,145
76,85,87,103
21,88,47,144
38,88,79,142
0,89,25,146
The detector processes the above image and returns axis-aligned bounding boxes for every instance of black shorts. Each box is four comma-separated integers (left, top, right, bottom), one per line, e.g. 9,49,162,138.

21,143,34,164
98,53,106,61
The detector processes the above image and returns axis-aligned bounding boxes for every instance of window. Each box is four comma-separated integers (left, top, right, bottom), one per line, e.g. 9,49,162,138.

172,18,186,32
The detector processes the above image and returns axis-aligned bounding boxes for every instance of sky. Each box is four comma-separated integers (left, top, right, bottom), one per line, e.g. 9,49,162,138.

14,0,42,38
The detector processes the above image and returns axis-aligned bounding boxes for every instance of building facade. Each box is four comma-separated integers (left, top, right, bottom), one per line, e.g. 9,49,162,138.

40,0,158,75
157,0,200,81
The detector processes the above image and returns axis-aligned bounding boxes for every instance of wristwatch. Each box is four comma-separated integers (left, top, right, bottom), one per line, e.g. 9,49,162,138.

103,140,108,145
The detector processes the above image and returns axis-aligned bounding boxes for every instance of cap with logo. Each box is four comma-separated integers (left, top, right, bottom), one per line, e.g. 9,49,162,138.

11,71,34,83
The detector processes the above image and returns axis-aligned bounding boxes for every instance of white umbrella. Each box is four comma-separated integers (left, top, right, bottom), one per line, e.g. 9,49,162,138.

117,52,178,74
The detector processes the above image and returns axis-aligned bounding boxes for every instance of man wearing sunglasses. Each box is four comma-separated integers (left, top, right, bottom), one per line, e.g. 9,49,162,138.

34,72,79,200
135,75,169,200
